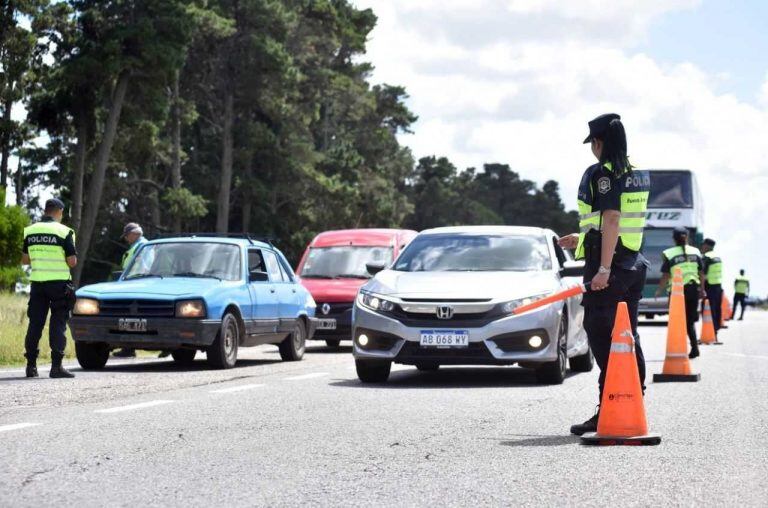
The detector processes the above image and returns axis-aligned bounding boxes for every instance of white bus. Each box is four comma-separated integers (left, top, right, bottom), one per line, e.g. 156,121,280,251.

639,169,705,318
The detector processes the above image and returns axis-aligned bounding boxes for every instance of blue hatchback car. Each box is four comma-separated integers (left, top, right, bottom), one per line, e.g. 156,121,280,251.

70,236,318,369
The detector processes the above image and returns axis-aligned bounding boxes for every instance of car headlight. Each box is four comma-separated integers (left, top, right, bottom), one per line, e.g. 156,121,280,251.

501,294,550,314
176,300,206,318
73,298,100,316
357,291,396,313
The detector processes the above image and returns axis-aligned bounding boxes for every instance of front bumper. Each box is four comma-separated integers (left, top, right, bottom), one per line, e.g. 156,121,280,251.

70,316,221,349
352,303,561,365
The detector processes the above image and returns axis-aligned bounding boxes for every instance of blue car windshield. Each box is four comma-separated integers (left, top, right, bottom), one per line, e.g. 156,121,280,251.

394,234,552,272
124,242,241,281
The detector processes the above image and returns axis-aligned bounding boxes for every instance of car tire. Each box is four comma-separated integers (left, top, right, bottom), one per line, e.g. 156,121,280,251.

75,342,109,370
356,359,391,383
569,345,594,372
206,313,239,369
535,311,568,385
279,320,306,362
171,349,197,366
415,361,440,372
325,339,341,348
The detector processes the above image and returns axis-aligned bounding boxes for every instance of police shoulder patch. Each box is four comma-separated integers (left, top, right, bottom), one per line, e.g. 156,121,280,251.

597,176,611,194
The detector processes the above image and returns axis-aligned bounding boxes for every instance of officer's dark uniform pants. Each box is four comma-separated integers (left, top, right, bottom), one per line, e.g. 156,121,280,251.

733,293,747,320
24,281,71,361
704,283,722,333
583,264,647,402
683,283,700,349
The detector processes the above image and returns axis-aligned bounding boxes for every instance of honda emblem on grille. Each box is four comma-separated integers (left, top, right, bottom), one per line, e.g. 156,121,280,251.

436,305,454,319
321,303,331,315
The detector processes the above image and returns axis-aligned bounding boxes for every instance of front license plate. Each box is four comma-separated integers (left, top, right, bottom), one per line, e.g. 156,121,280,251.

419,330,469,347
118,318,147,332
317,318,337,330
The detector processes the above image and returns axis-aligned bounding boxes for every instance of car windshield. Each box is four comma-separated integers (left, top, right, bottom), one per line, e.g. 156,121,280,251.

394,234,552,272
300,246,393,279
123,242,241,281
641,228,675,280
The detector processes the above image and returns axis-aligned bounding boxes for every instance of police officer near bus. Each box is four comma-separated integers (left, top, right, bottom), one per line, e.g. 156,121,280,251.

699,238,723,336
732,269,750,320
21,198,78,378
655,227,705,358
558,113,650,436
113,222,148,359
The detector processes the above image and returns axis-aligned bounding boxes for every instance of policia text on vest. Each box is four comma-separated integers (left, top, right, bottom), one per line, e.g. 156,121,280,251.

21,199,78,379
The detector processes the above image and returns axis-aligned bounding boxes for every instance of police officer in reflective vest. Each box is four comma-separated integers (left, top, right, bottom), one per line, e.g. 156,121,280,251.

733,269,750,320
558,113,650,436
113,222,148,359
655,227,705,358
700,238,722,335
21,198,78,378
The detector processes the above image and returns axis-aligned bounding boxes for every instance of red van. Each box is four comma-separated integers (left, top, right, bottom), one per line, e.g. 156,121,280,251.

296,228,418,347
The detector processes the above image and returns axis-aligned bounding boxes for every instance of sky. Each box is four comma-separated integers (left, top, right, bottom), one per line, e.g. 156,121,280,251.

352,0,768,296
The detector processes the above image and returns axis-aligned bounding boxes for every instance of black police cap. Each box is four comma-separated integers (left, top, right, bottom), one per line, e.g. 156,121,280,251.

45,198,65,211
673,226,688,236
583,113,621,144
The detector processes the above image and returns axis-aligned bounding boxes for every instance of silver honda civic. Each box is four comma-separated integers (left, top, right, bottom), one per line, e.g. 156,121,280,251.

352,226,593,384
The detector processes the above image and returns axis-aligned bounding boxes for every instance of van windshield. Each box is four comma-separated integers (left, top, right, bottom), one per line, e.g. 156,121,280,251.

300,246,393,279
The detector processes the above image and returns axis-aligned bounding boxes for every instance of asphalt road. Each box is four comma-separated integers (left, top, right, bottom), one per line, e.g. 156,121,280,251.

2,312,767,507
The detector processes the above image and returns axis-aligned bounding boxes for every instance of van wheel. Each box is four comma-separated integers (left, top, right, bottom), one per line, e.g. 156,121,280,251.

535,311,568,384
206,313,239,369
75,342,109,370
172,349,197,366
279,320,306,361
356,359,391,383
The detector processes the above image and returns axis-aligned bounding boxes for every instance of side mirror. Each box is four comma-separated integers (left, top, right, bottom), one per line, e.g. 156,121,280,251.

560,260,585,278
110,271,124,282
249,270,270,282
366,261,387,276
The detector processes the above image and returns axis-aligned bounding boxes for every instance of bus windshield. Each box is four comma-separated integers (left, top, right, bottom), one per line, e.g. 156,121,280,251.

648,171,693,209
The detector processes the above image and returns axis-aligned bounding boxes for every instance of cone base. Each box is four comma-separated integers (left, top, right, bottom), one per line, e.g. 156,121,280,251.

653,373,701,382
581,432,661,446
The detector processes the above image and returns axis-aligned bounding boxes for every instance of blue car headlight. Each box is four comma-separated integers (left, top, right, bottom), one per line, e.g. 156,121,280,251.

176,299,206,318
357,290,396,313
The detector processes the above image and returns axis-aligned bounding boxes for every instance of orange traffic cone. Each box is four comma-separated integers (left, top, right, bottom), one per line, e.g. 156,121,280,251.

581,302,661,446
700,299,717,345
720,297,729,329
653,267,701,382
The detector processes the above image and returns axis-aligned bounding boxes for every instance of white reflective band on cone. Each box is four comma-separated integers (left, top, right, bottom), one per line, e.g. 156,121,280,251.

610,342,633,353
665,353,689,359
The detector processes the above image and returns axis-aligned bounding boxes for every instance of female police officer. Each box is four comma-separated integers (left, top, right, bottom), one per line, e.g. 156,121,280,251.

558,114,650,435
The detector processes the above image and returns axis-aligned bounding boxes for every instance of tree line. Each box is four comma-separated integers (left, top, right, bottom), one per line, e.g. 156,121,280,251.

0,1,577,287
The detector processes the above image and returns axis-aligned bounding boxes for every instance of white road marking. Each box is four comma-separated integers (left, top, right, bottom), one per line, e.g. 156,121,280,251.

284,372,328,381
0,422,42,433
210,383,265,394
95,400,174,414
723,353,768,360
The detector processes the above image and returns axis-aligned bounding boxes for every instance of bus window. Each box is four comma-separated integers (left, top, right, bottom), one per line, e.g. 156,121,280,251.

648,172,693,208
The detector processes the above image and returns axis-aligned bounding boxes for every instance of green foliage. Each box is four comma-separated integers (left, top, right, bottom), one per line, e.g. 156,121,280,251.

0,187,30,289
163,187,208,225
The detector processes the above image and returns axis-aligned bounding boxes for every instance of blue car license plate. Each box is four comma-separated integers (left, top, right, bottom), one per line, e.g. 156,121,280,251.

419,330,469,347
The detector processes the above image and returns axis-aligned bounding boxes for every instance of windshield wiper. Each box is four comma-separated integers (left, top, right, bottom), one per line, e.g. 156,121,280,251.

300,275,334,279
334,274,370,279
124,274,163,280
172,272,221,281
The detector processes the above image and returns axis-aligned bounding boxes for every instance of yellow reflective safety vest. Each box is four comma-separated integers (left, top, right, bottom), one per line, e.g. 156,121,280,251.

734,275,749,295
704,251,722,285
23,220,75,282
575,163,650,259
663,245,702,286
122,236,148,269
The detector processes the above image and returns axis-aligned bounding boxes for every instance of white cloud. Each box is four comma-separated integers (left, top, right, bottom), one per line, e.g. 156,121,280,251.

353,0,768,295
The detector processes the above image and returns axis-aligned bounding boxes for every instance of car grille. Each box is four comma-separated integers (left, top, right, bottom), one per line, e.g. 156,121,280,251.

395,341,496,363
99,299,176,317
316,302,353,317
386,305,502,328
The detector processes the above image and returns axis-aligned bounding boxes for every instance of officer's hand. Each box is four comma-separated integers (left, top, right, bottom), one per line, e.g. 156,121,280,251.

699,289,706,300
557,233,579,250
591,271,610,291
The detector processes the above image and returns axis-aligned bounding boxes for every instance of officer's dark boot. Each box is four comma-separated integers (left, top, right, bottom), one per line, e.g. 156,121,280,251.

24,351,38,378
570,407,600,436
49,352,74,379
